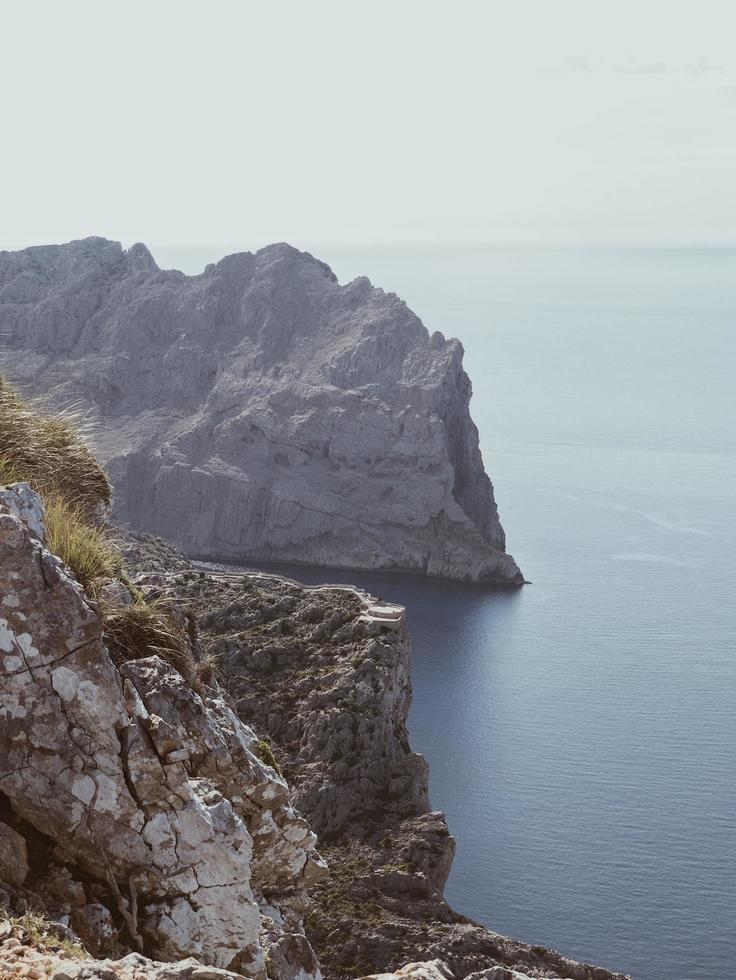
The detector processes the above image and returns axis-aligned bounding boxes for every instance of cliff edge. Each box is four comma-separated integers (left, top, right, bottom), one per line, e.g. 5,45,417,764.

0,238,522,585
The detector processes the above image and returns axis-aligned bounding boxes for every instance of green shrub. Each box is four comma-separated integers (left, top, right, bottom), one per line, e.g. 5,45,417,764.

254,738,282,774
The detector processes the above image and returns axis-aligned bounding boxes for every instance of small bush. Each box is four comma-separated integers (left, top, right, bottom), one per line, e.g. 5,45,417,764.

101,597,216,693
103,598,193,674
254,738,282,774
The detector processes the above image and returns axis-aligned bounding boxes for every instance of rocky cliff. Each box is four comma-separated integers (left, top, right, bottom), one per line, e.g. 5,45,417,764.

136,542,628,980
0,238,522,585
0,484,324,979
0,337,626,980
0,485,627,979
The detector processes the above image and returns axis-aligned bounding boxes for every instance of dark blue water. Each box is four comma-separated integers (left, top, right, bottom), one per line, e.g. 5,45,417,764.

158,245,736,980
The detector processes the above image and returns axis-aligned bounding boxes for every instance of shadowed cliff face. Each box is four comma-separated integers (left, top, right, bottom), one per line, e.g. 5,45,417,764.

0,238,522,584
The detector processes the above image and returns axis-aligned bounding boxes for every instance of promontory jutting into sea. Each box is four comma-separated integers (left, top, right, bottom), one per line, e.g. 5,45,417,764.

2,1,734,977
0,238,734,980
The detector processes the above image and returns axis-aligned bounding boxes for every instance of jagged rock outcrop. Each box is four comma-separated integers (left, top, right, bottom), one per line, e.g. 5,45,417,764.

0,485,324,978
169,570,430,838
0,238,522,585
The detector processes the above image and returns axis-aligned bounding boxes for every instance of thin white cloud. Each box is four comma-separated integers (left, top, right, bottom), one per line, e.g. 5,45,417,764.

615,55,726,76
550,55,727,77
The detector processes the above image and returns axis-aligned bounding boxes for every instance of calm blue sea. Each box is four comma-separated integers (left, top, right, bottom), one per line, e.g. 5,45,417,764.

157,244,736,980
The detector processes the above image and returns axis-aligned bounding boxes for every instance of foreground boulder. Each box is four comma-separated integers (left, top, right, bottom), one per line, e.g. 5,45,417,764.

0,484,323,977
0,238,522,584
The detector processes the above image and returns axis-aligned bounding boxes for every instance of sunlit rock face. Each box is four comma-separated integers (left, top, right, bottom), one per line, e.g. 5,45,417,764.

0,238,522,584
0,483,324,977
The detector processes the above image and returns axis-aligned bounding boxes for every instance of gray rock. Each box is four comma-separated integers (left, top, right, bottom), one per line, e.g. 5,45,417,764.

465,970,535,980
0,820,29,888
0,481,46,543
96,580,134,607
0,484,323,975
0,238,522,585
6,946,248,979
71,902,116,954
360,963,454,980
262,931,322,980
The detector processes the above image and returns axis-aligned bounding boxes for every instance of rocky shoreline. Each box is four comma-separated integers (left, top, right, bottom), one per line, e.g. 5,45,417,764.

0,358,630,980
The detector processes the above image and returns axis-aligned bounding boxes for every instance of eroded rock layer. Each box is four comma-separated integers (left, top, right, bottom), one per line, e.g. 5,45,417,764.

0,238,522,584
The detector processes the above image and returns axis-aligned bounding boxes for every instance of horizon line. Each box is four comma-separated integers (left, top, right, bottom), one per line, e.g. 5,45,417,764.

4,237,736,255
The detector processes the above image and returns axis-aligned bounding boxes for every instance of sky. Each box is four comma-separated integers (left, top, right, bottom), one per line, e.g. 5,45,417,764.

1,0,735,251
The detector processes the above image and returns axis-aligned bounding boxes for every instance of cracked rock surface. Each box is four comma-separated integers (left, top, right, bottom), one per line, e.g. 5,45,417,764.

0,237,522,585
0,486,323,978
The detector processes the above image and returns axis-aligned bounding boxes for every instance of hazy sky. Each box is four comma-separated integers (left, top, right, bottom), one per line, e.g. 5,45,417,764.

2,0,734,250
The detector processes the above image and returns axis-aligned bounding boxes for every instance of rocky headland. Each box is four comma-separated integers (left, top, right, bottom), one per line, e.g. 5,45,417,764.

0,238,522,585
0,273,627,979
128,536,629,980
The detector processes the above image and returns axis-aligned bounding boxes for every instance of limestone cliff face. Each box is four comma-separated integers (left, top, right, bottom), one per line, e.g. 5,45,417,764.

0,238,522,585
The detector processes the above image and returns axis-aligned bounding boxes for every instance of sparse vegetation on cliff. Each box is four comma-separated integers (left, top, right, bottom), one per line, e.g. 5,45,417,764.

0,378,110,516
102,596,217,693
0,911,87,961
253,737,283,775
44,498,123,591
0,376,201,687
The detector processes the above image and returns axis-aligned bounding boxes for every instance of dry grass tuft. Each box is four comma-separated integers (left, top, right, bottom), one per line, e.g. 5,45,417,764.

1,910,87,960
45,498,122,593
102,597,212,692
0,377,110,516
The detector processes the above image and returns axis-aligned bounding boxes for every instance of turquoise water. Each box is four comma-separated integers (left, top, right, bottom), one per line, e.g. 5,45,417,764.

158,245,736,980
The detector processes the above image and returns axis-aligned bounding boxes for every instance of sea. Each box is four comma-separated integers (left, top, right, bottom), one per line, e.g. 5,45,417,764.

154,243,736,980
